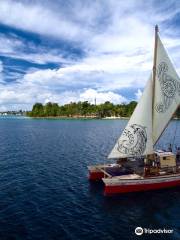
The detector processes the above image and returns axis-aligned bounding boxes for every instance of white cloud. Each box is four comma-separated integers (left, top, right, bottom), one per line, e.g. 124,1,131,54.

0,82,127,111
0,61,3,72
6,51,71,65
0,34,24,56
17,57,149,98
0,0,180,110
79,89,127,104
0,61,4,83
0,34,72,65
0,0,89,41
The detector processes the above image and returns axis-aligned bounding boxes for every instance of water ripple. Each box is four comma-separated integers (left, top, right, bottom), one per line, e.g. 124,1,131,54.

0,118,179,239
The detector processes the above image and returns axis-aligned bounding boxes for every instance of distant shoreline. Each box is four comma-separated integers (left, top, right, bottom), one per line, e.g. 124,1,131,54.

27,101,180,119
27,115,180,120
0,115,179,120
28,115,130,120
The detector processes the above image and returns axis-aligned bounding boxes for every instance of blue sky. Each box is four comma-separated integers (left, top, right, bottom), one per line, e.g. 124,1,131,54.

0,0,180,110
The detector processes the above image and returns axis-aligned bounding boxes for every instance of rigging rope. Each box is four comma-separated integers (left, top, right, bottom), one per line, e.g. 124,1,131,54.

172,120,178,150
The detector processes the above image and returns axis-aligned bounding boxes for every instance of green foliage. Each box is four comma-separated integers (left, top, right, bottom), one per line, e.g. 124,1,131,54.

28,103,44,117
28,101,180,118
44,102,59,116
28,101,139,118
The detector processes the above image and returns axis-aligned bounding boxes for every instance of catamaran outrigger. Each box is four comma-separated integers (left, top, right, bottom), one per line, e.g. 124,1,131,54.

88,25,180,196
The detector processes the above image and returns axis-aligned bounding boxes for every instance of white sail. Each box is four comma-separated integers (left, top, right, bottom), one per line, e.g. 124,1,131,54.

153,35,180,144
108,75,154,159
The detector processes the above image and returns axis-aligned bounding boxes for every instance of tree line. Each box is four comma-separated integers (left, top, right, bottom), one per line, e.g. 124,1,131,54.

27,101,137,118
27,101,180,118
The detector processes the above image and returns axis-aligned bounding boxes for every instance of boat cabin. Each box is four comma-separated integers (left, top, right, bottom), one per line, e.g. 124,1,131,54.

155,151,176,169
144,150,177,176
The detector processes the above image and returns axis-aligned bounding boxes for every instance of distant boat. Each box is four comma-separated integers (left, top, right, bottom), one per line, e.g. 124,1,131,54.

88,25,180,196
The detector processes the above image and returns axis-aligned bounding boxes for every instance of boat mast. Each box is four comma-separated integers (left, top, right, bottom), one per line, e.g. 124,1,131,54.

152,25,158,119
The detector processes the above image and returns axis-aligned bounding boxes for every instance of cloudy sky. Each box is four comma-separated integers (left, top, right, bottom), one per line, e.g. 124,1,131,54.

0,0,180,110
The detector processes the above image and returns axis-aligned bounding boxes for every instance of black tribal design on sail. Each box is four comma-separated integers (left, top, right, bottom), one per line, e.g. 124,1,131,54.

155,62,180,113
117,124,147,156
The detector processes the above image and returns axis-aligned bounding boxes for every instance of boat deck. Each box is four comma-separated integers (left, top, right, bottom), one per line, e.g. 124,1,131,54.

88,161,180,181
104,166,133,177
96,164,180,179
88,163,136,177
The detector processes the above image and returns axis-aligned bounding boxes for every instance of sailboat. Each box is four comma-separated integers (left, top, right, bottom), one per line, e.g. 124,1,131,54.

88,25,180,195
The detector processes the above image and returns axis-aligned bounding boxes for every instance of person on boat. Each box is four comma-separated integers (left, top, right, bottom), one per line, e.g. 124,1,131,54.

168,143,173,152
176,147,180,162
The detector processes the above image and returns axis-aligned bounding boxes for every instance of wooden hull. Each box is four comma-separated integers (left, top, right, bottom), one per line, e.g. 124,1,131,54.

103,174,180,196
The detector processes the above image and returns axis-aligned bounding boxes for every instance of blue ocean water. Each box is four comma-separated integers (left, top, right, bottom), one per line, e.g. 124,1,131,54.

0,117,179,240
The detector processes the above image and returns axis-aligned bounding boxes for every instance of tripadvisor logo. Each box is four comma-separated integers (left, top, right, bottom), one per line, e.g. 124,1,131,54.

135,227,173,235
135,227,143,236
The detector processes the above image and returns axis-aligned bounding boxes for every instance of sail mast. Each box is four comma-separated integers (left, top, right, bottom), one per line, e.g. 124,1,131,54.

152,25,158,119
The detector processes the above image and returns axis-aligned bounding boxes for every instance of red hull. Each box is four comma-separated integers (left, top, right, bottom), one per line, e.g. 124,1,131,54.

88,171,104,181
104,179,180,196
